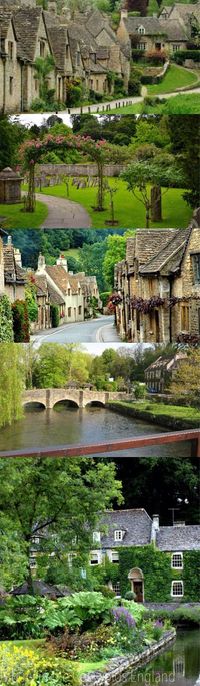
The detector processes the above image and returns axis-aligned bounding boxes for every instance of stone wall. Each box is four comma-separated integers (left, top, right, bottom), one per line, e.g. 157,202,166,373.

35,163,126,184
22,388,134,410
82,630,176,686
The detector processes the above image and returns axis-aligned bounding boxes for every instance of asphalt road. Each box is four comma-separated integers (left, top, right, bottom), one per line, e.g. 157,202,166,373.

32,315,120,345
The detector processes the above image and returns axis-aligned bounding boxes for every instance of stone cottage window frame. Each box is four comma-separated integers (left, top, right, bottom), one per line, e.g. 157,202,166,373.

90,551,100,565
111,550,119,563
171,552,183,569
171,580,184,597
114,530,123,542
192,253,200,283
92,531,101,543
138,25,145,35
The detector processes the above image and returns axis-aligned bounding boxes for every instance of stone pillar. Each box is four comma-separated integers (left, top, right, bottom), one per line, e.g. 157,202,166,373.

46,389,51,410
79,390,84,408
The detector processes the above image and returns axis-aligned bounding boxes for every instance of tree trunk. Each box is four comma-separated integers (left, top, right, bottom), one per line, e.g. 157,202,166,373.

146,201,150,228
26,564,35,596
151,185,162,222
27,164,36,213
97,162,104,210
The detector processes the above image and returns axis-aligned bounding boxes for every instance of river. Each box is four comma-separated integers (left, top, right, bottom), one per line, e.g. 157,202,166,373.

123,630,200,686
0,405,190,456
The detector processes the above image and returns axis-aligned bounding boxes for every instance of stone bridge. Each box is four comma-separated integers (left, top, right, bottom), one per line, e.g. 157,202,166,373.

22,388,133,410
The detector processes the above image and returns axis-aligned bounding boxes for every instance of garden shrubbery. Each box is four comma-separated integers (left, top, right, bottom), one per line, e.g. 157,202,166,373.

0,294,13,342
12,299,30,342
0,643,79,686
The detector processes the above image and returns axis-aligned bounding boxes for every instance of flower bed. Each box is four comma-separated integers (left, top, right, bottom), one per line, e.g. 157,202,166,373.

81,630,176,686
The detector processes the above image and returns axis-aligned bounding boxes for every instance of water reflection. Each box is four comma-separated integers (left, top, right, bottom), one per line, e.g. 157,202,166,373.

0,406,190,457
124,631,200,686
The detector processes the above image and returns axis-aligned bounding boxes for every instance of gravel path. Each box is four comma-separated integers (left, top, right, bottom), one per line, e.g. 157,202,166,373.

35,192,91,228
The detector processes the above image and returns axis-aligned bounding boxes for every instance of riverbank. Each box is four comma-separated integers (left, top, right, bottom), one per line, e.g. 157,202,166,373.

107,400,200,430
82,629,176,686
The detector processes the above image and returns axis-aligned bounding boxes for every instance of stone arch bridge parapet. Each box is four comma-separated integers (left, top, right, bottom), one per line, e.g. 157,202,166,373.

23,388,133,410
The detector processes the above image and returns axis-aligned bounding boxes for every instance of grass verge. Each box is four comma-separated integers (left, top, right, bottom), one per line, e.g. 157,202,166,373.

107,400,200,427
0,201,48,229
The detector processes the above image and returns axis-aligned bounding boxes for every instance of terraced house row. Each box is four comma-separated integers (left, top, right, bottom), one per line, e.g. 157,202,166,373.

114,212,200,344
0,0,130,113
0,232,101,331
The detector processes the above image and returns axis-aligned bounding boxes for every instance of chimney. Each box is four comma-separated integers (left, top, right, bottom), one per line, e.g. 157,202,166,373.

56,254,68,271
48,1,57,14
60,7,71,24
151,514,159,544
37,253,46,273
121,8,128,20
14,248,22,267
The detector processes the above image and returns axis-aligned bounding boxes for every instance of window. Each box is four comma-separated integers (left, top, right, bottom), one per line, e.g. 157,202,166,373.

136,43,146,50
68,307,71,317
93,531,101,543
78,306,82,315
68,288,71,296
111,551,119,563
112,582,120,595
90,552,99,565
172,44,180,51
171,581,184,597
171,553,183,569
138,25,145,34
181,305,189,331
30,556,37,569
8,41,13,59
72,535,77,545
114,530,123,542
9,77,13,95
192,254,200,283
68,552,76,567
32,536,39,545
40,41,45,57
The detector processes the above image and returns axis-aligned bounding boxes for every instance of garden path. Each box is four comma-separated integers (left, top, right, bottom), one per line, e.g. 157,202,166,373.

35,192,91,228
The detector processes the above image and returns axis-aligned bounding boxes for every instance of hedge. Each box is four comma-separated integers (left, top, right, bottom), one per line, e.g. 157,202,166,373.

173,50,200,64
50,304,60,328
0,294,13,342
12,300,30,342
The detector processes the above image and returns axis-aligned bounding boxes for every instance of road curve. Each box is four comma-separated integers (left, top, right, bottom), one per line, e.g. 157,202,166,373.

32,315,121,345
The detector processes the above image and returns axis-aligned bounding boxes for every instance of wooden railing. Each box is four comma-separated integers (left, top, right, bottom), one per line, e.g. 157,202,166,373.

0,429,199,458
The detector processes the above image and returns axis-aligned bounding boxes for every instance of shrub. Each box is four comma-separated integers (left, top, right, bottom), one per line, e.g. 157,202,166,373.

50,304,60,328
0,643,80,686
12,300,30,342
0,294,13,341
146,49,166,65
124,591,136,601
100,291,111,307
134,383,146,399
172,50,200,65
128,66,141,95
66,85,82,107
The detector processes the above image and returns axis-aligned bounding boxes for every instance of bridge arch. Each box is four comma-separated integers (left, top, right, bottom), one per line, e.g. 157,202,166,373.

23,401,46,411
53,399,79,410
85,400,105,408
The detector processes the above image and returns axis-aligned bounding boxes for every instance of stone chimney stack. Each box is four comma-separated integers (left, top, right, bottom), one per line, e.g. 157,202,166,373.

37,253,46,273
14,248,22,267
48,1,57,14
121,7,128,20
151,514,159,544
60,7,71,24
56,254,68,271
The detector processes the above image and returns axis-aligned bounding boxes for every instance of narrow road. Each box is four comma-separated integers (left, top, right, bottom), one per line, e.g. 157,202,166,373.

32,315,120,345
35,192,91,228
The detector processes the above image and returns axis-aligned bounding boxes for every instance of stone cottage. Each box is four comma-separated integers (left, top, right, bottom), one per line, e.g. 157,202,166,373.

76,272,102,318
144,352,187,393
114,223,200,343
88,509,200,602
0,235,26,303
117,10,167,54
0,0,130,113
36,253,84,324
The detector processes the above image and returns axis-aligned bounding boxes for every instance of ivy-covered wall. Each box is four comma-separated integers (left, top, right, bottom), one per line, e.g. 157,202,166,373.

118,545,200,602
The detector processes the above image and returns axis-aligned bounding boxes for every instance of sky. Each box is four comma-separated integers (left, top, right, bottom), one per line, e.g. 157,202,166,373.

75,343,154,355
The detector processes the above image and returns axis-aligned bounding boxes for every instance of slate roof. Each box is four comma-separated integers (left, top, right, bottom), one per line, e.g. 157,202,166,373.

139,226,192,276
124,16,166,36
157,525,200,551
46,265,69,295
145,352,187,373
86,8,118,43
48,282,65,305
97,509,152,549
126,229,177,271
11,581,66,597
34,274,48,297
47,25,70,72
162,18,188,41
3,244,26,285
13,6,50,63
0,8,15,43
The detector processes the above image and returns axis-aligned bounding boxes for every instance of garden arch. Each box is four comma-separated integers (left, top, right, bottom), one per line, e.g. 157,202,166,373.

128,567,144,603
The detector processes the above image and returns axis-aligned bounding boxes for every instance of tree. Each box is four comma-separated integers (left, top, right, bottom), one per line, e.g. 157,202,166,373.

170,350,200,403
121,157,185,228
103,233,127,287
0,344,24,429
0,295,13,342
33,54,55,103
0,457,122,591
168,115,200,208
0,115,27,171
80,240,108,292
32,343,91,388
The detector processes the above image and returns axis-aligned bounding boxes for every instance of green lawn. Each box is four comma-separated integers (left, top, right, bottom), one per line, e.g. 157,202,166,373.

110,92,200,115
147,64,198,95
37,179,191,230
0,200,48,229
64,248,81,259
110,401,200,427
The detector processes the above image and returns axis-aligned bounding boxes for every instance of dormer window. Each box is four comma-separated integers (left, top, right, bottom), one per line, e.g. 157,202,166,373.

114,530,123,542
93,531,101,543
138,25,145,35
171,552,183,569
192,254,200,283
